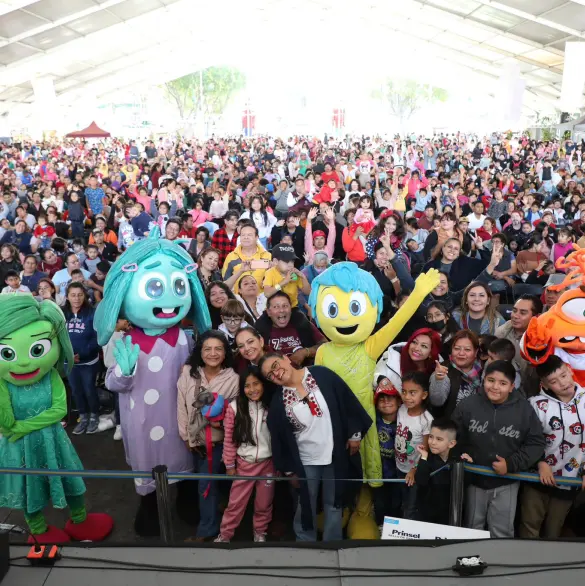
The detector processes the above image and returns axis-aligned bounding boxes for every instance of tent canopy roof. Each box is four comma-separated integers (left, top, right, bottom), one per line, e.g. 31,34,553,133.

0,0,583,109
65,120,110,137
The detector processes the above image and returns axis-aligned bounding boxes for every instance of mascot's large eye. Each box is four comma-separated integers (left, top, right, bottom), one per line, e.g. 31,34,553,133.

321,294,338,319
561,298,585,322
173,277,187,297
145,278,165,298
0,344,16,362
29,339,51,359
348,292,367,317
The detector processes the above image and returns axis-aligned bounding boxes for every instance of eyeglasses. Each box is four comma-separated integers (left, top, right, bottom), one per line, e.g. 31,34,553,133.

222,317,243,324
264,359,284,383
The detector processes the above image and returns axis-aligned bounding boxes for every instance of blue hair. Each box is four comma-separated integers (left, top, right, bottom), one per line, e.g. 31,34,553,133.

307,261,383,327
94,228,211,345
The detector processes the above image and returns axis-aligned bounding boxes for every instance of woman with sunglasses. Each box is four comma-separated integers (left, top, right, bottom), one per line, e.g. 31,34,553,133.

258,352,371,542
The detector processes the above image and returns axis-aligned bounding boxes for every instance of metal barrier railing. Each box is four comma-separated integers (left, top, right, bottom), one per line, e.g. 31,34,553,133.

0,463,582,542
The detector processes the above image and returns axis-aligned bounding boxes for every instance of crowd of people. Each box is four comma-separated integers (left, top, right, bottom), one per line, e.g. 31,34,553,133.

1,131,585,542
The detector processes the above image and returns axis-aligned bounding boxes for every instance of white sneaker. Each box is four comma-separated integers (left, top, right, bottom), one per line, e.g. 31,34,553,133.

97,418,115,432
214,534,230,542
253,533,266,543
113,425,122,441
99,411,115,422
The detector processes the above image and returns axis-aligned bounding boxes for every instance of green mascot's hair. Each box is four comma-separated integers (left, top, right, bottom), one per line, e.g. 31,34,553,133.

0,294,74,375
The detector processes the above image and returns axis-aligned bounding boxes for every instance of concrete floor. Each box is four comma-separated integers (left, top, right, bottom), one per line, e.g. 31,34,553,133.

1,425,295,545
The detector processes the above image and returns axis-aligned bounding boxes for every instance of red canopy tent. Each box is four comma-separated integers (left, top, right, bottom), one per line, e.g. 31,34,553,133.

65,121,111,138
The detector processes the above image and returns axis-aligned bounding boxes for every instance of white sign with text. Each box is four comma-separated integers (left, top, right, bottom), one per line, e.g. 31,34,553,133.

381,517,491,540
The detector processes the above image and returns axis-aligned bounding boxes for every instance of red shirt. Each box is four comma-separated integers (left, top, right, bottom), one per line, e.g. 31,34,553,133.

179,227,196,239
211,227,239,268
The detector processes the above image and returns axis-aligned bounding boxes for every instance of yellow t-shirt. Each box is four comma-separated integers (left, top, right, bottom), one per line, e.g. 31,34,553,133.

263,266,301,307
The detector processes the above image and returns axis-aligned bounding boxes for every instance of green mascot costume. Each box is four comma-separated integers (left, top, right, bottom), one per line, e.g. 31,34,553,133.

0,294,113,543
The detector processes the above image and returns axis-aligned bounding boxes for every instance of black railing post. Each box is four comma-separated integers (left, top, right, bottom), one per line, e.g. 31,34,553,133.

153,465,173,543
449,460,465,527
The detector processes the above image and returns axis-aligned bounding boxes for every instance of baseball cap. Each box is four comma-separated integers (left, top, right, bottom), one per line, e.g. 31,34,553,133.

545,273,565,288
374,382,401,404
271,243,298,262
312,230,326,240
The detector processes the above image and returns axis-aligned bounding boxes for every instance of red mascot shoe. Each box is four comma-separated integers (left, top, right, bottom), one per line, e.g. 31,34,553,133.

28,525,71,544
64,513,114,541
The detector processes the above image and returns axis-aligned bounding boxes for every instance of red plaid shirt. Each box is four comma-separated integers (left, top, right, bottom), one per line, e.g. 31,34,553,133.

211,227,239,268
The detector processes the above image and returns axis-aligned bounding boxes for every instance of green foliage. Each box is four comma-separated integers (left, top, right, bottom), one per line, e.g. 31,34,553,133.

541,127,555,141
164,66,246,121
372,79,448,124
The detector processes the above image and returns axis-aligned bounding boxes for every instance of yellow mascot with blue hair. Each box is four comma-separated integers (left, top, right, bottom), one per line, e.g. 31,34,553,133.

308,262,439,538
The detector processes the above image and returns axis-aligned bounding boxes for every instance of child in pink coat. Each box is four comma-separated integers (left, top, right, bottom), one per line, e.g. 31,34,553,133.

215,369,274,543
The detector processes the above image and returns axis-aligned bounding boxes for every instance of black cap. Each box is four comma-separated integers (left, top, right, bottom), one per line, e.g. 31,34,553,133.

272,244,298,262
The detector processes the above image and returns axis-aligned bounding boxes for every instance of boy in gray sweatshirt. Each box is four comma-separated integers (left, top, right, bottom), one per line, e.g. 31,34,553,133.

452,360,545,537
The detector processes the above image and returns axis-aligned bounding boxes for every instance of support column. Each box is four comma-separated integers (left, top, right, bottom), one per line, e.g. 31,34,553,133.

560,42,585,115
30,76,61,138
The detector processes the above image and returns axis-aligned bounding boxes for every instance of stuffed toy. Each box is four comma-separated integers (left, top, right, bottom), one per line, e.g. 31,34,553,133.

308,262,439,537
521,244,585,385
190,391,226,498
94,228,211,536
0,294,113,544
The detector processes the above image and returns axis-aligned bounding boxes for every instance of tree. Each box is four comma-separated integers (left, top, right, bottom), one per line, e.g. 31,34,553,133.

372,79,448,126
164,66,246,122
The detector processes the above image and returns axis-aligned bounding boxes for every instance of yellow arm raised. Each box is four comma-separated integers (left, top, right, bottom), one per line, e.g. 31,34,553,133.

365,268,440,360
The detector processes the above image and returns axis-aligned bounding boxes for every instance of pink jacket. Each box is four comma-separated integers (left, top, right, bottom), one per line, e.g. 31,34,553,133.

406,174,429,198
304,220,336,263
223,400,271,468
188,209,212,226
177,366,239,447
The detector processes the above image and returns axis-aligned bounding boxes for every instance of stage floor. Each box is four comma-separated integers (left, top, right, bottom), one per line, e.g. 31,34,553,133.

4,540,585,586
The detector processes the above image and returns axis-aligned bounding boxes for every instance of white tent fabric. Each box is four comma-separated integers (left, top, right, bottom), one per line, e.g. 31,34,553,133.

0,0,583,108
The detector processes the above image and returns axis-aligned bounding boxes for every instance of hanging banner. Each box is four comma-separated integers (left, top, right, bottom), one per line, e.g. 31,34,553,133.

332,108,345,129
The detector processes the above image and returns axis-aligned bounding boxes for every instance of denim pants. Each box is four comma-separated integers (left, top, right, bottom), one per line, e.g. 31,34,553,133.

396,469,418,520
192,443,224,538
294,463,342,542
68,362,99,416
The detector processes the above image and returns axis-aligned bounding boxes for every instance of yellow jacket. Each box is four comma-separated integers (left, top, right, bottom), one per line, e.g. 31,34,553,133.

222,244,272,293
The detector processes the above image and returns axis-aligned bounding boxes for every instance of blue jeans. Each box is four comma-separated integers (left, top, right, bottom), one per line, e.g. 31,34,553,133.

396,469,418,520
294,463,342,541
68,362,99,416
192,443,224,538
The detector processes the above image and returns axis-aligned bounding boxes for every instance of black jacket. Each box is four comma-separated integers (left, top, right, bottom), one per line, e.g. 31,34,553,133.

267,365,372,531
415,454,452,525
452,389,545,489
270,226,305,269
423,255,487,295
